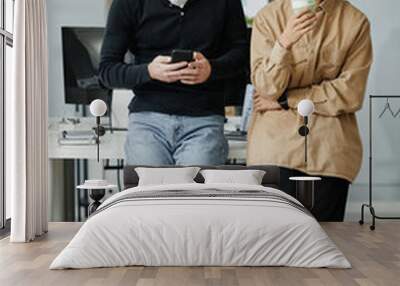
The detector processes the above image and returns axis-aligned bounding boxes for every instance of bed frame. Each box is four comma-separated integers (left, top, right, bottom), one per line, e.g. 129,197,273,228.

123,165,281,190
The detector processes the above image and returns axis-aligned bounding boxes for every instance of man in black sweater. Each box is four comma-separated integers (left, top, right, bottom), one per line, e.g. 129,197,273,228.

100,0,248,165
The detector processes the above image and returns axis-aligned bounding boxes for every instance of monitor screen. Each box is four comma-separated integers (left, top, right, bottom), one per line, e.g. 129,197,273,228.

61,27,111,105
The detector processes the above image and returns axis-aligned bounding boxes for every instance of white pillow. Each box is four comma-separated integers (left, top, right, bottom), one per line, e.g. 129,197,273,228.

135,167,201,186
200,169,266,185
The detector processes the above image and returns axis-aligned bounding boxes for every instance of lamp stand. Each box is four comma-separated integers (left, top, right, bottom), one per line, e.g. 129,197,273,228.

298,116,310,167
94,116,106,162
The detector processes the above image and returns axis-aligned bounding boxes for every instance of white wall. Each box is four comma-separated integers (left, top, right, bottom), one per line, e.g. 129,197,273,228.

346,0,400,220
242,0,269,18
46,0,129,221
47,0,108,117
47,0,131,123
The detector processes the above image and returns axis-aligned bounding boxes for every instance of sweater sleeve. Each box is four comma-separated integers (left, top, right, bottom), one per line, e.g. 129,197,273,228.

209,0,249,80
99,0,151,89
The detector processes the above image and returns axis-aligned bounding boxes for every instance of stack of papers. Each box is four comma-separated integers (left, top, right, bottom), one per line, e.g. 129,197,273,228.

58,130,97,145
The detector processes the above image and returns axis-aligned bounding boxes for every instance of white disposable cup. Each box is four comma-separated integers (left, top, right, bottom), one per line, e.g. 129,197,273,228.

291,0,317,14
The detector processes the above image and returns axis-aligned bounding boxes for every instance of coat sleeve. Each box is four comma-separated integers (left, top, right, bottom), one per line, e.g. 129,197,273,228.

287,19,373,116
250,13,293,101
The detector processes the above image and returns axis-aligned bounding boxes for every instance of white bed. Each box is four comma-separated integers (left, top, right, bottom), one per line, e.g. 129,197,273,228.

50,183,351,269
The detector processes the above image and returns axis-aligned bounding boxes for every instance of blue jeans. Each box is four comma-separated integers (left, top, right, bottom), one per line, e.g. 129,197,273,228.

125,112,228,165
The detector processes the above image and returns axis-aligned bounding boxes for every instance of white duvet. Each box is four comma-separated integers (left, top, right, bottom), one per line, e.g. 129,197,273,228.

50,183,351,269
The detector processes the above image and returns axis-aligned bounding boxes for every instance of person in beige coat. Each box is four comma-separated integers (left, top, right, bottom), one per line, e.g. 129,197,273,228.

248,0,373,221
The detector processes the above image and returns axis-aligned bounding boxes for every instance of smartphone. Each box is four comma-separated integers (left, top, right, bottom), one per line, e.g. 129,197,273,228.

171,49,194,63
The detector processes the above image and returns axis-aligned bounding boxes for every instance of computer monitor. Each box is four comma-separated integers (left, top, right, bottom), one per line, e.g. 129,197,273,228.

61,27,112,106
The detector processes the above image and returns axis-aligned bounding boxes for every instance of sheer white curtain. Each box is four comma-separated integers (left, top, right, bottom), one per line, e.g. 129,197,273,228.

9,0,49,242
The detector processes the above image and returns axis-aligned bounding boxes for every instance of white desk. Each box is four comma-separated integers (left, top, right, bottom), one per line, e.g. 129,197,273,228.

48,116,247,221
48,117,247,161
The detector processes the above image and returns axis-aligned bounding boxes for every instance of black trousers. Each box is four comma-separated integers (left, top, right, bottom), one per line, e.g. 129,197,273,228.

279,168,350,222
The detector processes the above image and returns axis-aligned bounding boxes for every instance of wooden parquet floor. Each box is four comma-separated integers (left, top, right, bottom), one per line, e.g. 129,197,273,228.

0,222,399,286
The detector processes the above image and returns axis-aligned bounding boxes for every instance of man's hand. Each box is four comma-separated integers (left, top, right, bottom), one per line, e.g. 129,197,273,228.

253,93,282,113
178,52,212,85
148,56,189,83
279,10,321,49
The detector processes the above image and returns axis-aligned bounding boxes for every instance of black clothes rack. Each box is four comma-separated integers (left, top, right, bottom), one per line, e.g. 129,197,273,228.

360,95,400,230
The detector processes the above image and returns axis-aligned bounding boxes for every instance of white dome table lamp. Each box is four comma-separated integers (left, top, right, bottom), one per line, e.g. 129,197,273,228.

90,99,107,162
297,99,315,166
75,99,117,216
288,99,320,211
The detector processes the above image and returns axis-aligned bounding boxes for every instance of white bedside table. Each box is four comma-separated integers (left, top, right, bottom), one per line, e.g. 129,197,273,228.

77,181,118,215
289,177,322,210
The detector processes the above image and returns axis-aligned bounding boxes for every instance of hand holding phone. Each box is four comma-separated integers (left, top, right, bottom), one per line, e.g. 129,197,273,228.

148,55,189,83
179,52,212,85
148,51,210,85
